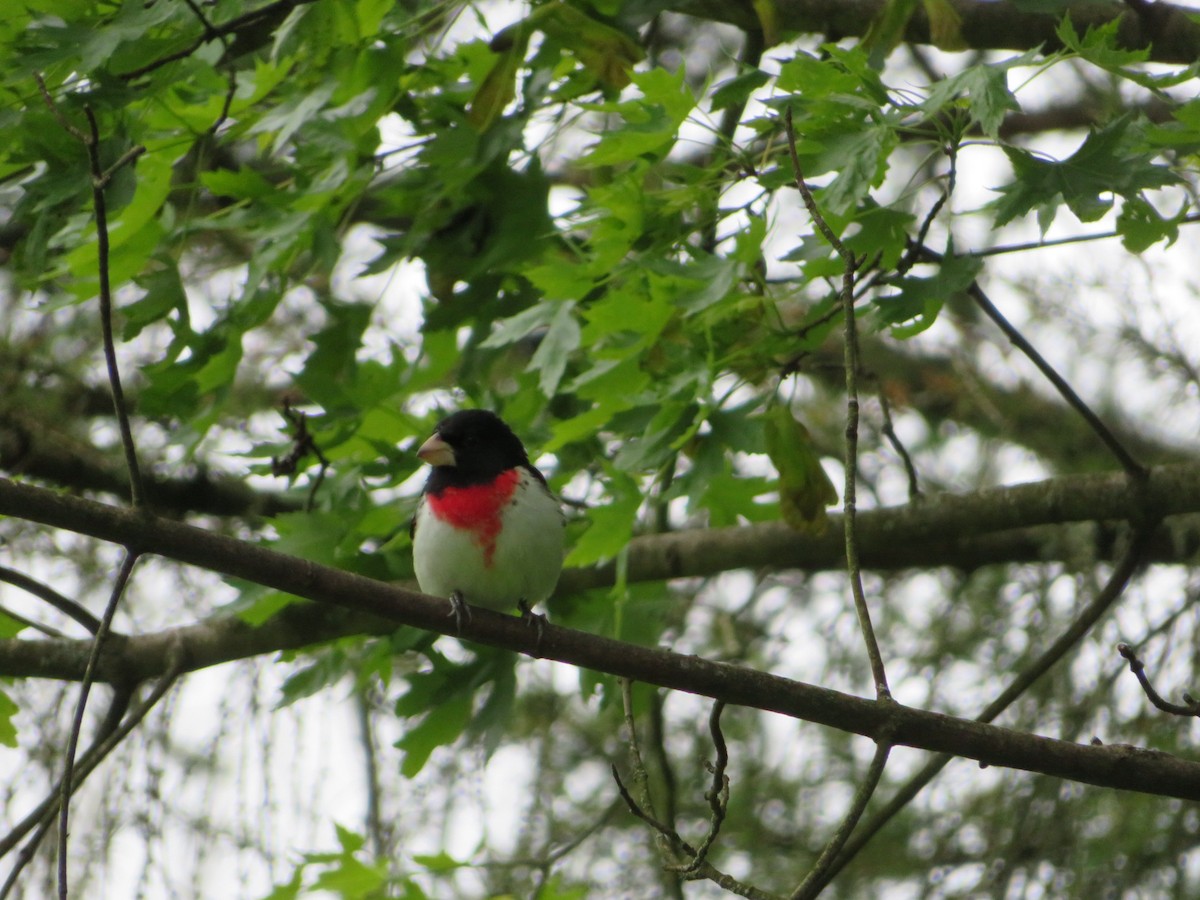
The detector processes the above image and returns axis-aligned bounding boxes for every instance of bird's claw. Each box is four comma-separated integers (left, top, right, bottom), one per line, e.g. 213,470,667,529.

448,591,471,633
518,599,547,654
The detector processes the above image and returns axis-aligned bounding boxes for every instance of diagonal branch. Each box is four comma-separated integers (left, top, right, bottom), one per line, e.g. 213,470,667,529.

917,244,1147,479
0,478,1199,799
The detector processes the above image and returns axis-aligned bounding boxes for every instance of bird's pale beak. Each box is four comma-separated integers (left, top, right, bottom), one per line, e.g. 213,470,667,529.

417,433,456,467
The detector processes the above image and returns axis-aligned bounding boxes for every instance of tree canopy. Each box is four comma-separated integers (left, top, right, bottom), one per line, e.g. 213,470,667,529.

2,0,1200,897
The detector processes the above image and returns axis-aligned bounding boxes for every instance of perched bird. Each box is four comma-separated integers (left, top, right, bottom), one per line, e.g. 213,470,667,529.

411,409,564,629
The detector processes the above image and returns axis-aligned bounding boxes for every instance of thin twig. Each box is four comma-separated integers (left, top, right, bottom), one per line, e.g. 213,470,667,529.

917,244,1147,480
818,526,1154,884
354,688,387,858
618,677,685,898
678,700,730,875
1118,642,1200,717
36,74,147,506
611,764,694,856
967,215,1200,258
611,765,777,900
271,402,330,512
0,687,131,898
784,106,891,700
790,732,894,900
878,393,920,501
81,105,146,507
0,565,103,634
701,29,764,255
615,686,771,898
645,689,680,850
57,551,140,899
896,140,958,280
32,74,86,141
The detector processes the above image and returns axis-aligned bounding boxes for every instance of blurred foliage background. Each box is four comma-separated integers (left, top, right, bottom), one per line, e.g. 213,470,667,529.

2,0,1200,896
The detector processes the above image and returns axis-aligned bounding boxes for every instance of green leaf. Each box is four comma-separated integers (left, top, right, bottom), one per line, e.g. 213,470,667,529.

0,613,25,639
277,648,351,708
532,2,644,89
922,0,966,49
334,823,366,854
1055,14,1149,72
412,852,467,873
396,691,472,777
711,69,770,112
750,0,780,47
0,690,18,747
1116,196,1182,252
763,405,837,533
238,591,302,627
564,473,641,566
874,250,982,337
844,204,915,270
295,301,372,409
820,122,896,214
862,0,919,64
530,300,580,397
258,871,303,900
991,116,1178,230
922,57,1028,139
123,261,188,340
481,301,557,349
467,33,529,131
200,167,279,200
580,67,693,166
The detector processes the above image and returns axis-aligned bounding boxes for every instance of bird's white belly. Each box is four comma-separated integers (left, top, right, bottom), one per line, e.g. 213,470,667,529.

413,472,564,612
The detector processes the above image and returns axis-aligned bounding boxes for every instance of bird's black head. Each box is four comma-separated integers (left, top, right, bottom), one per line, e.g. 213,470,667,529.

419,409,533,488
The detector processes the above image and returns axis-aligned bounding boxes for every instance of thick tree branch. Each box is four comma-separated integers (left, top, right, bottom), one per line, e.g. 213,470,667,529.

0,468,1197,678
673,0,1200,65
0,476,1199,800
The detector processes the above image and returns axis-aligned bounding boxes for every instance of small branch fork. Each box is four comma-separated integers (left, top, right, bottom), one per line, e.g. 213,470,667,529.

613,684,772,899
1118,642,1200,718
271,401,330,511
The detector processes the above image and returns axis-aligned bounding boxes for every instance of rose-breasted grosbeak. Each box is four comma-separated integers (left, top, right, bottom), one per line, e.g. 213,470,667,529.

411,410,564,628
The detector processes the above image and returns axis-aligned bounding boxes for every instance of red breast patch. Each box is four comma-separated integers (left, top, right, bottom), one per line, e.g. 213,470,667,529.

426,468,521,566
